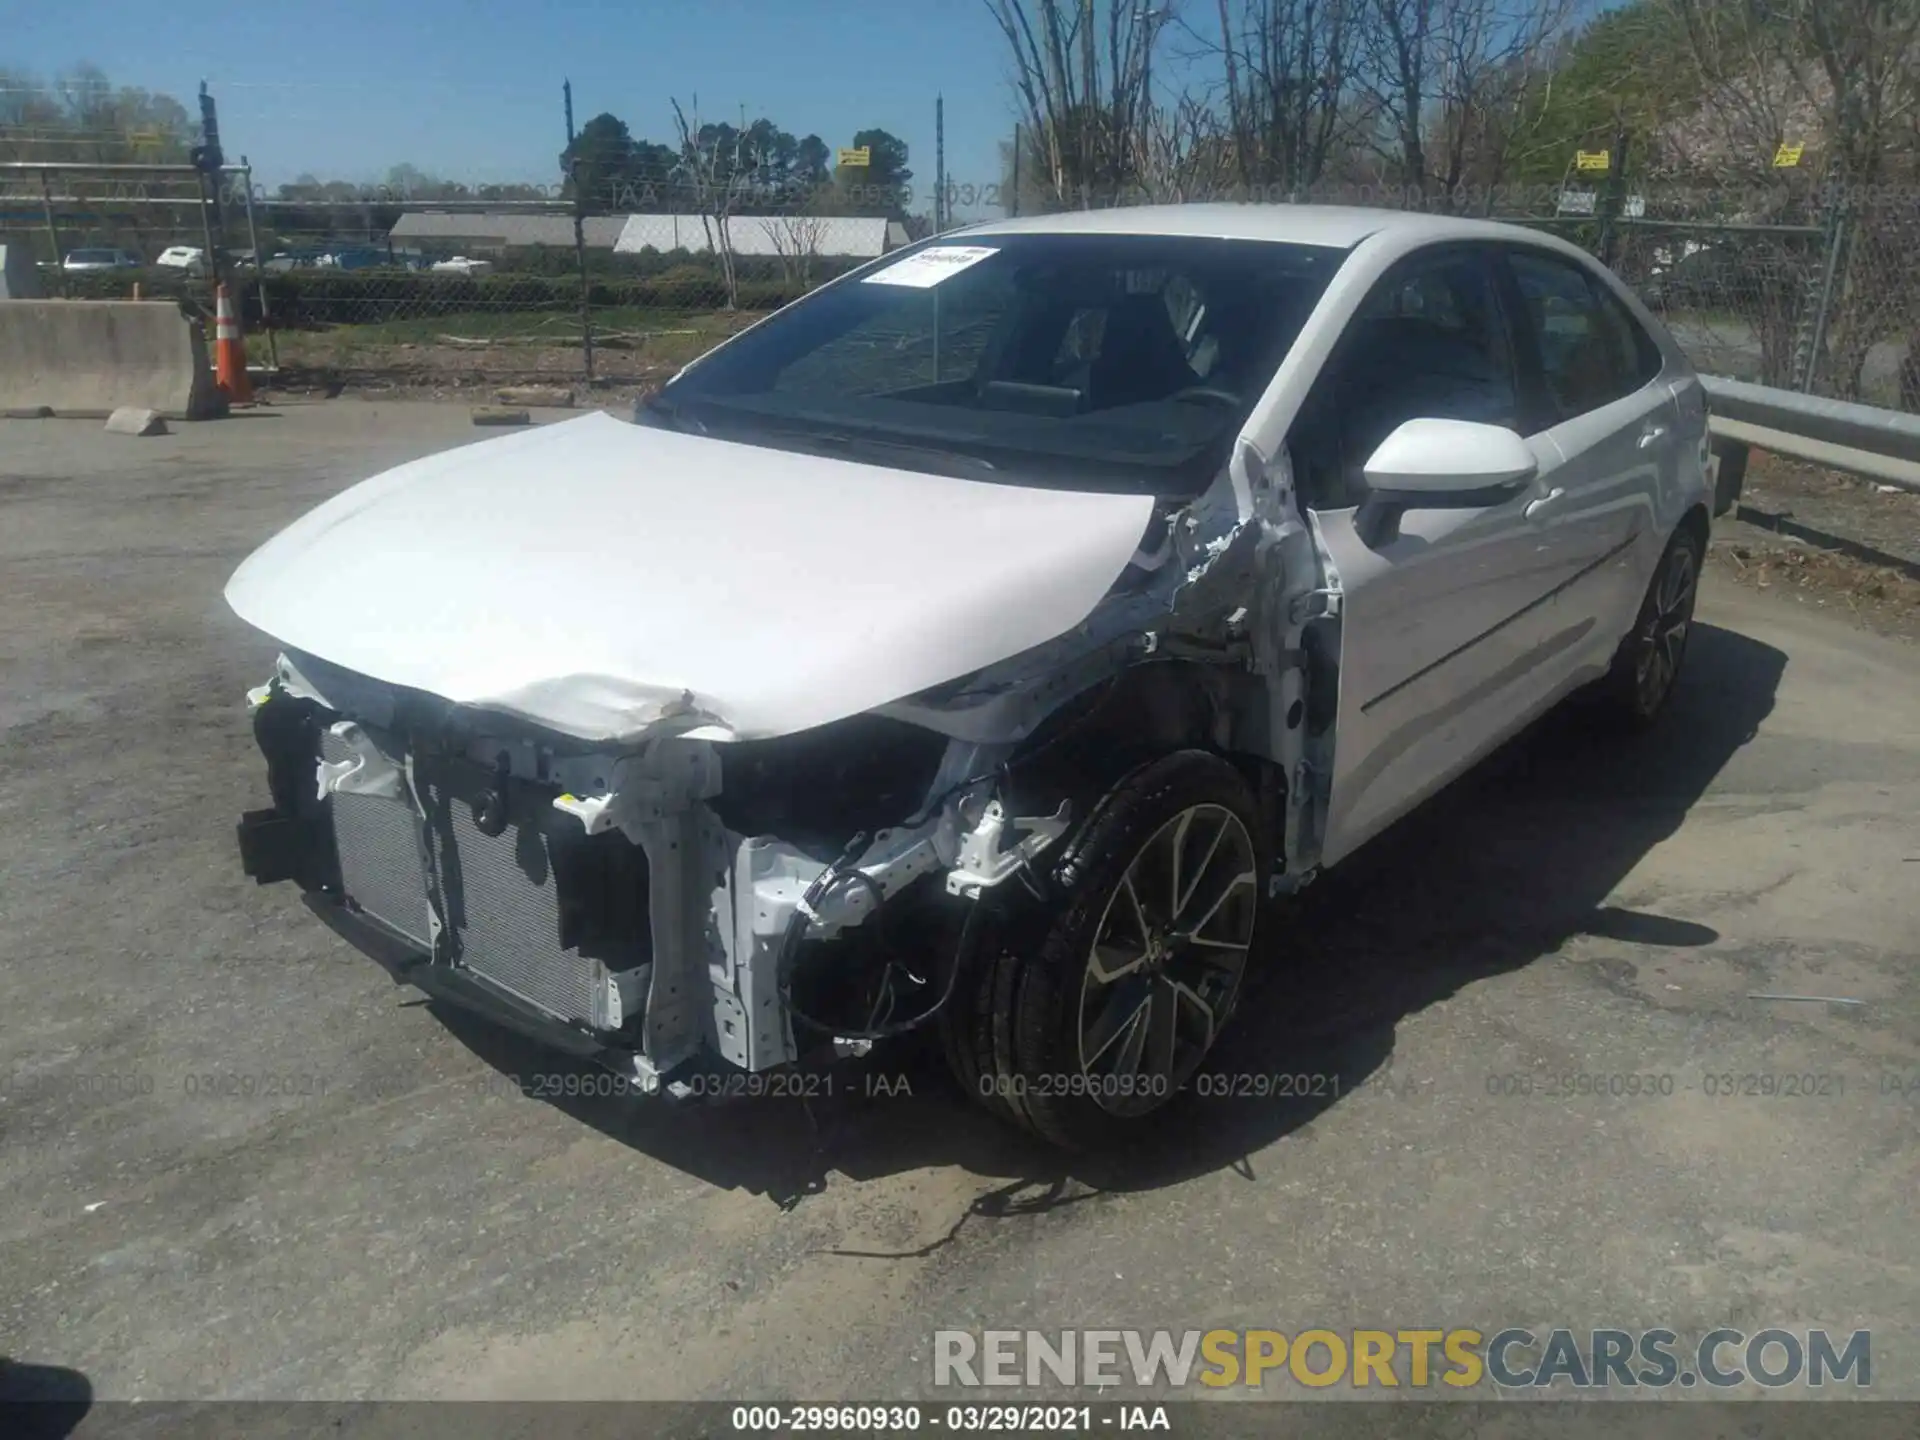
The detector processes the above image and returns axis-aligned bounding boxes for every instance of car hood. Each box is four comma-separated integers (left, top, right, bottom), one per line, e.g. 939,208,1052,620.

225,411,1156,744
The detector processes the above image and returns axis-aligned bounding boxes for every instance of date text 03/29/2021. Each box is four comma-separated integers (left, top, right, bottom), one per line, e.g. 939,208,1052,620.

729,1405,1169,1432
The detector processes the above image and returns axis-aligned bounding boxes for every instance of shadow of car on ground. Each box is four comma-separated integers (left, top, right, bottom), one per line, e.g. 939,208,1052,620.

428,621,1785,1217
0,1356,92,1440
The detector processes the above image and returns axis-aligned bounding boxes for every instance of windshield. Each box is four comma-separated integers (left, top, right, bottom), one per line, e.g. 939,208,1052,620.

640,231,1347,497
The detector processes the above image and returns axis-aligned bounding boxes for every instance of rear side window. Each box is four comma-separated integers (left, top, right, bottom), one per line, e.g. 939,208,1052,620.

1508,250,1661,420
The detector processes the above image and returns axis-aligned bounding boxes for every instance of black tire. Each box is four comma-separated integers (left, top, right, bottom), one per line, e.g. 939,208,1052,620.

1598,522,1704,729
940,750,1270,1150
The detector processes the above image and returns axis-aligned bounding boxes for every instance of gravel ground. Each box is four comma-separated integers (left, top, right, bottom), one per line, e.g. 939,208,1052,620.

1707,453,1920,642
1,403,1916,1433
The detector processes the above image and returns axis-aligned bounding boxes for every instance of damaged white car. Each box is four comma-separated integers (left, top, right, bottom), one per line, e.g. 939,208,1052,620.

229,206,1711,1148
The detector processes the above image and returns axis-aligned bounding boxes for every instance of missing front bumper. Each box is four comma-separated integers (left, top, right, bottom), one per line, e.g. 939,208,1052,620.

303,891,661,1080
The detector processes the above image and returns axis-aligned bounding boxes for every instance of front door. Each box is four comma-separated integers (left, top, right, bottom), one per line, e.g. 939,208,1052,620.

1289,244,1582,867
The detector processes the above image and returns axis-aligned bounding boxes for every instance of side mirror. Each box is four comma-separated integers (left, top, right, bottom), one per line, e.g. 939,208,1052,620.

1355,418,1538,546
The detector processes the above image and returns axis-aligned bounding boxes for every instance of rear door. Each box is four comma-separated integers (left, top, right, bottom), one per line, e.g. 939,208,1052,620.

1292,243,1577,865
1497,246,1676,648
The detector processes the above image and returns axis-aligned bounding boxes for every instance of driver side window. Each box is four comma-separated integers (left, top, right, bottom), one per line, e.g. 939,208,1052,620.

1291,247,1519,511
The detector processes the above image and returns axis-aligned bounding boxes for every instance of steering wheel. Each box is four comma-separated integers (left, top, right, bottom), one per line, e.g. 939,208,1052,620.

1171,385,1242,408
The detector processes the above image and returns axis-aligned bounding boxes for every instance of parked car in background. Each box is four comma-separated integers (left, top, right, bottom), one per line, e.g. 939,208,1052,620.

429,255,494,276
155,245,208,277
62,247,142,272
316,247,393,272
1638,240,1799,314
229,207,1712,1150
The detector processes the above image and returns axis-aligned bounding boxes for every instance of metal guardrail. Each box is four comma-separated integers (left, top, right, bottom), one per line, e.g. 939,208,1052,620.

1701,375,1920,499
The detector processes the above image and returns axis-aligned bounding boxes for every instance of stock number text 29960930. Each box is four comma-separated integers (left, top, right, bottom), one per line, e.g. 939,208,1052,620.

728,1404,1147,1432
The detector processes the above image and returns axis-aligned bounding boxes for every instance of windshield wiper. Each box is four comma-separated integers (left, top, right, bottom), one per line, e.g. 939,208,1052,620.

637,393,708,435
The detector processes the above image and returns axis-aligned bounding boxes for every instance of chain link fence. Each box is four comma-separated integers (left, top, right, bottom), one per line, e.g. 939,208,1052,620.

8,155,1920,412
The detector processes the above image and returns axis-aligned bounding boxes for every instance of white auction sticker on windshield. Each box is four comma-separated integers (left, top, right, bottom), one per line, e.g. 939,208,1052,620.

862,245,1000,288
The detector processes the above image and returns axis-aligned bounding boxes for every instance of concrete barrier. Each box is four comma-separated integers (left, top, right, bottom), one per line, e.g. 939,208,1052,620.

0,244,43,300
0,300,224,420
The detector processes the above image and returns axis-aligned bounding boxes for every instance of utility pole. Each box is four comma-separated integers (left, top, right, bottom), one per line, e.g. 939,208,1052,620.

1136,7,1169,194
1081,0,1096,208
1010,123,1022,217
565,80,595,383
192,80,227,296
935,94,946,231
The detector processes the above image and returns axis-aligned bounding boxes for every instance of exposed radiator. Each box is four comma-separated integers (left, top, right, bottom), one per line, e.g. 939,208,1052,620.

322,729,649,1031
322,729,433,949
422,759,601,1024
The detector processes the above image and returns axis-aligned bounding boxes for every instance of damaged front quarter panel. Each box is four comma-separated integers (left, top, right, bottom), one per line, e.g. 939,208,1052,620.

1161,436,1331,884
723,436,1333,1066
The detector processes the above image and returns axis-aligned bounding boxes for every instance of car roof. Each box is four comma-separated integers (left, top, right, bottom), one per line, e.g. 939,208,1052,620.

954,203,1544,251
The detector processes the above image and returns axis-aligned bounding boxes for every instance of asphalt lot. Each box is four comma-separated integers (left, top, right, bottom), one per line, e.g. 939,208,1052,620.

1,402,1917,1422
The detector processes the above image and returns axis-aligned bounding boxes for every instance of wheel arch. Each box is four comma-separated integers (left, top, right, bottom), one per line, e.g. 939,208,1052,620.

1677,499,1711,550
1002,656,1288,871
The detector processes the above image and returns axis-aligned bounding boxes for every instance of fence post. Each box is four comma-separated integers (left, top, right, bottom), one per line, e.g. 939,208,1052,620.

1800,184,1849,394
238,160,278,370
38,168,67,297
195,170,222,319
564,80,596,386
1595,124,1631,269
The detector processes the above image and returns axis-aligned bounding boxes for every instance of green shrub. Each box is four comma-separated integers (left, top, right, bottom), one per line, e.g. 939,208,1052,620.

147,268,812,327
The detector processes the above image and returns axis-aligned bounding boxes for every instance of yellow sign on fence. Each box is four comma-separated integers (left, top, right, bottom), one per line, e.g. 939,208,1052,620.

1575,150,1611,173
1774,141,1805,168
838,147,872,168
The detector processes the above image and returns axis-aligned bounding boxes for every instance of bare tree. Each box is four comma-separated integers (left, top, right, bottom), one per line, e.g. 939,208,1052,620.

1659,0,1920,187
761,213,828,288
1208,0,1364,196
1656,0,1920,398
1134,92,1241,200
1353,0,1573,209
980,0,1165,207
670,95,744,309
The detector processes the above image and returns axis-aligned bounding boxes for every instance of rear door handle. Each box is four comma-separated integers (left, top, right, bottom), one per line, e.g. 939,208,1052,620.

1638,423,1669,449
1524,487,1566,520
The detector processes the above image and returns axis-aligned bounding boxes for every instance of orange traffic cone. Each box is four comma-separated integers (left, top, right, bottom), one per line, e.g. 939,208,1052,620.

214,283,254,404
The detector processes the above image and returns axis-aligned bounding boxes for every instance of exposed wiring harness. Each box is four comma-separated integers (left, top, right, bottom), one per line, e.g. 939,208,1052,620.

774,828,986,1042
772,669,1136,1044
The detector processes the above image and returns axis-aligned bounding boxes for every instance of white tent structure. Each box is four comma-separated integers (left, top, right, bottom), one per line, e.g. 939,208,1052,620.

613,214,907,258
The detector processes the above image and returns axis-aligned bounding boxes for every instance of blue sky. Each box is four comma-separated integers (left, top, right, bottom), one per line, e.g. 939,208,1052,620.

13,0,1025,203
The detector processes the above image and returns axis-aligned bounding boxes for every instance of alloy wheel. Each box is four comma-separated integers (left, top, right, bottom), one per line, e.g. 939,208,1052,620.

1635,543,1697,713
1074,804,1259,1117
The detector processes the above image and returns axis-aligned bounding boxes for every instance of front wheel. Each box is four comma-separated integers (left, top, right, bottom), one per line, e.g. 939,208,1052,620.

941,750,1270,1150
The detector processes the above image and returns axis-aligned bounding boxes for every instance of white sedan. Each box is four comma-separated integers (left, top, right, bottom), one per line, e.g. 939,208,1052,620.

154,245,208,277
227,205,1711,1149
